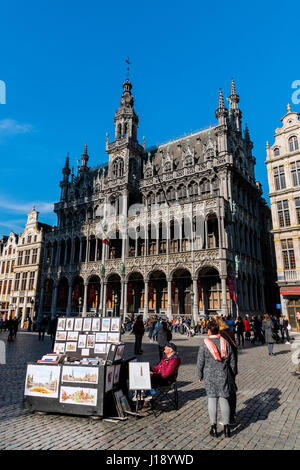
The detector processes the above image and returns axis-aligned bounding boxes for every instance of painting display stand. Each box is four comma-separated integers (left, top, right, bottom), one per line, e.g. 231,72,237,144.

23,316,131,419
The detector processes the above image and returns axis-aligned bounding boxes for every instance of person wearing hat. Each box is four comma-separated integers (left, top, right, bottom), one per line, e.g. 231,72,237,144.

150,343,181,388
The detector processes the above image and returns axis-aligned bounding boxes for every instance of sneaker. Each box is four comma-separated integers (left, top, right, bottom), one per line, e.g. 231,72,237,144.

285,341,290,344
132,392,138,401
144,395,153,401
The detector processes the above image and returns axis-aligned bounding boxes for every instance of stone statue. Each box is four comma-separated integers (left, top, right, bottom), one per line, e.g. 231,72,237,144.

120,262,125,276
235,255,240,275
232,201,237,215
100,264,105,278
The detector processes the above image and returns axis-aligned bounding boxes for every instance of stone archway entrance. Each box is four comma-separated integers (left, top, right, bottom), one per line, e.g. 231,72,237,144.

172,269,192,317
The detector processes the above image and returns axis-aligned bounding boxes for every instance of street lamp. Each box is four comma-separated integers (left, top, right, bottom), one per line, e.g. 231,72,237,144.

190,291,195,328
114,293,119,317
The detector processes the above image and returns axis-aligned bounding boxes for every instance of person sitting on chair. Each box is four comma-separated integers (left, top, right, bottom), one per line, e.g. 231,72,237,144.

150,342,181,388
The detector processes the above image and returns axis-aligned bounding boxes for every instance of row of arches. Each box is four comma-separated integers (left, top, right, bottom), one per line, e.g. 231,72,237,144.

40,267,265,318
145,179,219,206
44,214,220,267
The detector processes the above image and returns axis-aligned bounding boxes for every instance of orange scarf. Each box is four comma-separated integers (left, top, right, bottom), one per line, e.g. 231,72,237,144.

204,335,228,361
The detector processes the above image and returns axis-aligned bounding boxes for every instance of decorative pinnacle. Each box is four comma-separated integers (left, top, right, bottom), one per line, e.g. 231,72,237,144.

287,103,291,113
230,78,236,96
266,141,270,148
218,89,225,108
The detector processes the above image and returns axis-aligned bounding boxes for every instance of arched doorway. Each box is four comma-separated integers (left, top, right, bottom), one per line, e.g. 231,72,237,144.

148,270,168,316
127,272,144,314
197,267,225,317
106,274,121,316
57,277,68,314
172,269,192,316
87,275,100,313
71,276,84,315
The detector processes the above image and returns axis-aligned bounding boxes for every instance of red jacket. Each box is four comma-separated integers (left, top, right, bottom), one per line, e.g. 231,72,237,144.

244,319,250,332
151,354,181,382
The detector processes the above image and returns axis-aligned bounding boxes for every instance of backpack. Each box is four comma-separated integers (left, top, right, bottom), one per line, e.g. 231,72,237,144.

167,328,172,342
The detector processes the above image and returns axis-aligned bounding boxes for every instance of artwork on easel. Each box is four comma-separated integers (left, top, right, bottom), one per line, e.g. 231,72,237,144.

129,362,151,390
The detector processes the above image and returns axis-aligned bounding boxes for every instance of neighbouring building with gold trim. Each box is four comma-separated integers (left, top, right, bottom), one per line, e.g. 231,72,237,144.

9,206,52,326
0,232,18,319
38,78,278,322
266,104,300,330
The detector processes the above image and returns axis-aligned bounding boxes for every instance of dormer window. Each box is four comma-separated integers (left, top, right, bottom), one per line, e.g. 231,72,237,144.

274,148,280,156
112,158,124,178
289,136,299,152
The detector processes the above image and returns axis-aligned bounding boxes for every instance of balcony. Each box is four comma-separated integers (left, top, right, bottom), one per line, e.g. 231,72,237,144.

284,270,298,281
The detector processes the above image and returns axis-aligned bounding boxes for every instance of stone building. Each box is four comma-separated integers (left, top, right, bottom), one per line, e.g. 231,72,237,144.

266,104,300,329
0,232,18,319
10,206,52,326
39,78,276,321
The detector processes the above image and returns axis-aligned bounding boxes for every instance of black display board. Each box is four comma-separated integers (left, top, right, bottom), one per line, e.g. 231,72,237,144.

54,316,121,359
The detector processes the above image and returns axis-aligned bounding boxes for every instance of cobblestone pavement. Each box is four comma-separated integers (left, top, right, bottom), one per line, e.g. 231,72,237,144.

0,329,300,450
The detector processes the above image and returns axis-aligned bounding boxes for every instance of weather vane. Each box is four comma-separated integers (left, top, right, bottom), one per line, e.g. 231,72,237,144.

125,57,131,80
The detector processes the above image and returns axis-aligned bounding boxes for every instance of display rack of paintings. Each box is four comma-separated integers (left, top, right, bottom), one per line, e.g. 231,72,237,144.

23,317,128,418
53,317,122,359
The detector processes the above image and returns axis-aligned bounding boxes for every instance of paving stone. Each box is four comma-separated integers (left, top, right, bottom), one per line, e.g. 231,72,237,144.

0,330,300,449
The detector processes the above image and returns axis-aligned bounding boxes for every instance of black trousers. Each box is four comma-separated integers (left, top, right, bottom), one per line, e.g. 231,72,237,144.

228,391,237,422
134,334,143,354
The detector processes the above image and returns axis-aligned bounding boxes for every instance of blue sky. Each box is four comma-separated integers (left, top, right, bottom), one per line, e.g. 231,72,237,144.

0,0,299,234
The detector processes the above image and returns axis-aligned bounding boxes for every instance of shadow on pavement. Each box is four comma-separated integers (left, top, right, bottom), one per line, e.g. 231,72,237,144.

232,387,281,436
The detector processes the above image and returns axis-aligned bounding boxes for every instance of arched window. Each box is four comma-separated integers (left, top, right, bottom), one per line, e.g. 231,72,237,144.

200,179,210,195
274,147,280,156
118,124,122,139
167,187,176,202
177,184,187,200
289,136,299,152
112,158,124,179
188,181,198,198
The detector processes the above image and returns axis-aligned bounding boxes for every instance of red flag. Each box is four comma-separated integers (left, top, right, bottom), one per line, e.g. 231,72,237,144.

197,278,202,301
171,280,176,302
73,284,80,301
107,283,113,301
148,281,154,302
88,283,96,304
127,282,133,303
226,276,237,304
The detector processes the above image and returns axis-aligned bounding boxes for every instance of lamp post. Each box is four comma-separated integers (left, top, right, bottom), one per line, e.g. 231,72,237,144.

114,293,119,317
190,291,195,328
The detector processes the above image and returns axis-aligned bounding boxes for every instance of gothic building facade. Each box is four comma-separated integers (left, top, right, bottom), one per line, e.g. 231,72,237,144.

39,78,276,321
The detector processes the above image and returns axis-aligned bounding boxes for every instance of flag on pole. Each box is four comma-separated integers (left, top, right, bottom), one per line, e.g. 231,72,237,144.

102,232,111,246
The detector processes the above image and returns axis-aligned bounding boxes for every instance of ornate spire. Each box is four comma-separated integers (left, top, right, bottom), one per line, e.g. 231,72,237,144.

81,143,89,167
216,89,228,122
228,79,241,131
287,103,291,113
62,153,71,180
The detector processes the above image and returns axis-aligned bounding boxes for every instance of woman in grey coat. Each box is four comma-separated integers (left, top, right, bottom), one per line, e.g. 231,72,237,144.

263,314,275,356
197,319,237,438
157,321,169,360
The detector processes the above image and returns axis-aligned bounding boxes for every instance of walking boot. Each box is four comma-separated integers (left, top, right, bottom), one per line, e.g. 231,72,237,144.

224,424,231,438
209,424,218,438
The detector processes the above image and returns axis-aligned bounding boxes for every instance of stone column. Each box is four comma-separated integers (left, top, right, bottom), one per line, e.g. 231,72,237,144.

66,284,72,316
167,278,172,319
55,242,61,266
21,296,27,328
82,283,88,317
70,238,75,264
86,237,90,262
193,277,199,323
103,282,107,315
79,239,83,263
124,281,128,319
63,241,68,266
51,284,58,318
221,276,228,316
99,280,104,316
120,278,125,316
144,280,149,320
